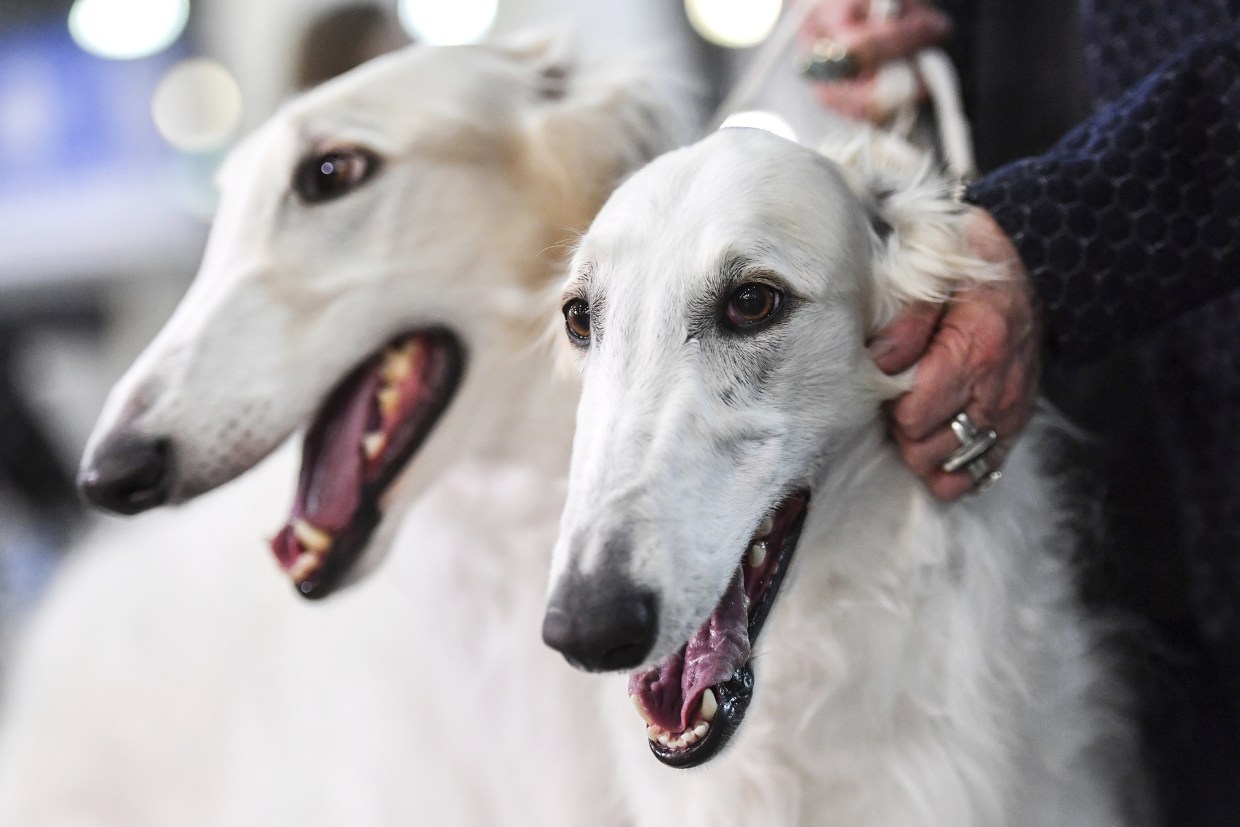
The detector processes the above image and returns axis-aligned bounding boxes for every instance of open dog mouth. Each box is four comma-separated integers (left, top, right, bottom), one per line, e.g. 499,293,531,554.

628,491,809,769
270,330,463,598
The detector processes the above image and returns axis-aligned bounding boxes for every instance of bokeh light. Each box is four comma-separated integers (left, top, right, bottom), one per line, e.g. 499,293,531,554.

397,0,498,45
68,0,190,60
719,111,798,143
685,0,782,49
151,58,242,153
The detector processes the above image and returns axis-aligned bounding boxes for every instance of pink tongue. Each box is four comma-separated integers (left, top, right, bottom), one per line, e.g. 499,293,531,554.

271,364,382,568
296,368,380,532
628,571,750,733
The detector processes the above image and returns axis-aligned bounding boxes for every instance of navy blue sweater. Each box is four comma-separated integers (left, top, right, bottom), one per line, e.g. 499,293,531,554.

967,6,1240,364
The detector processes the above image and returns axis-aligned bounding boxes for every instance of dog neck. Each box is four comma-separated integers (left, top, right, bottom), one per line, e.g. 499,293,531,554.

460,325,577,478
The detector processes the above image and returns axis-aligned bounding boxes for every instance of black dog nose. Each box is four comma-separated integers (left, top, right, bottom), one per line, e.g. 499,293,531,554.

78,435,174,515
543,583,658,672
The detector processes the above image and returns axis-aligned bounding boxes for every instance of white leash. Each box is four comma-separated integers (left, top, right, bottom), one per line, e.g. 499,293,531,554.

915,49,976,180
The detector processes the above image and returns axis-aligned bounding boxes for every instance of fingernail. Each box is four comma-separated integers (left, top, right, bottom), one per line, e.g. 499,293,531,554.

868,338,896,360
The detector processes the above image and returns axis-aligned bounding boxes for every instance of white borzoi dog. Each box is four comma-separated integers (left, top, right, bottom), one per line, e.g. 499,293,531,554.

544,127,1140,826
0,36,686,825
73,32,682,598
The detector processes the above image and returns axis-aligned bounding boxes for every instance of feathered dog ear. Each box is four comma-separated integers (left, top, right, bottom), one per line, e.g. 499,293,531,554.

493,28,692,239
818,128,998,335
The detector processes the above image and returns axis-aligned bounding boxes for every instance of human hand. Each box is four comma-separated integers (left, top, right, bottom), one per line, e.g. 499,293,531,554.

869,209,1042,501
801,0,952,123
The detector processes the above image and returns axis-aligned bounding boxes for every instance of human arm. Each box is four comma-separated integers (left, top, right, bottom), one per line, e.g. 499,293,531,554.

966,33,1240,365
876,32,1240,500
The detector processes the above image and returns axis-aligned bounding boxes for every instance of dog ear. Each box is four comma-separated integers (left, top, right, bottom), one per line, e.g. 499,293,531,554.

502,30,692,239
494,26,575,101
818,128,998,335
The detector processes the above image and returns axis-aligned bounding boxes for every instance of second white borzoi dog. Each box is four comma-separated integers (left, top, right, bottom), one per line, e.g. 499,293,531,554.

544,128,1140,826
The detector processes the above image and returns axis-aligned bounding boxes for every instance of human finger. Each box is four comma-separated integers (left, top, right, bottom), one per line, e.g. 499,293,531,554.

805,0,872,29
925,465,984,502
893,422,966,478
887,329,974,441
920,428,1009,502
845,6,953,70
868,301,944,374
927,472,973,501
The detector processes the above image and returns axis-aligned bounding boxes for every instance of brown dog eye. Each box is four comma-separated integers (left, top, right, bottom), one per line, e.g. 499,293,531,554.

294,149,379,203
725,283,782,329
563,299,591,343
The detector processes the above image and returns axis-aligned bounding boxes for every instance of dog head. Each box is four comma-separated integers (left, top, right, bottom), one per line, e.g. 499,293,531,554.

542,127,991,765
79,32,686,595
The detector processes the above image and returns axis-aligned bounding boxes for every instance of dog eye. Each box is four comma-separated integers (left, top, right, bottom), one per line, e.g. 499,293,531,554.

724,283,782,329
563,299,591,344
293,149,379,203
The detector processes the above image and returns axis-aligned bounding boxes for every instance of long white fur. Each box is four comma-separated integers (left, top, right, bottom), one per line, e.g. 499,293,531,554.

551,127,1143,826
0,36,686,825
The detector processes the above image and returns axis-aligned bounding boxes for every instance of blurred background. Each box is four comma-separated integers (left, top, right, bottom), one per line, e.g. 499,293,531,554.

0,0,840,658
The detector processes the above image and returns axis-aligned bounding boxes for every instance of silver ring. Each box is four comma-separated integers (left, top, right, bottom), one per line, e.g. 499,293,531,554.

965,457,1002,491
941,412,998,474
949,411,978,444
799,38,861,82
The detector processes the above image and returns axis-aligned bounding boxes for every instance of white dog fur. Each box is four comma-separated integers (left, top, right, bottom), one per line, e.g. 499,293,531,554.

550,127,1142,826
0,36,685,825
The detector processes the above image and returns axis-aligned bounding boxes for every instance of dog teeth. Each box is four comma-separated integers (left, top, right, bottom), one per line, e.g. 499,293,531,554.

638,691,717,753
631,695,654,725
756,514,774,538
644,718,710,752
362,431,386,461
747,540,767,568
381,342,415,383
700,689,718,722
288,519,332,583
293,519,333,554
288,552,320,583
377,386,401,418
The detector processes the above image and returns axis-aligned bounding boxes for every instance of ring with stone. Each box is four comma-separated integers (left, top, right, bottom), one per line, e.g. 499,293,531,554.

799,38,861,82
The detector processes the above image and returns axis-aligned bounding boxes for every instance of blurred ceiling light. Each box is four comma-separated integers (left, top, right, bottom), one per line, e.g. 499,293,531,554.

397,0,497,45
719,110,798,143
685,0,782,48
151,58,242,153
68,0,190,60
